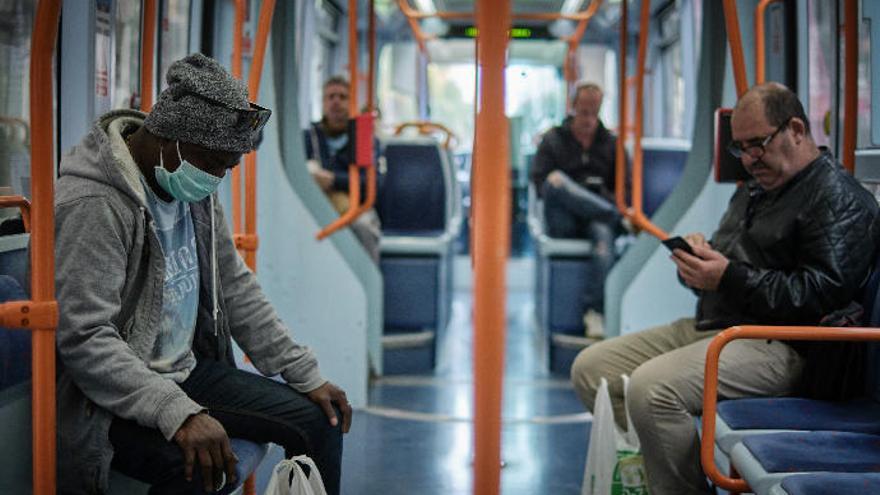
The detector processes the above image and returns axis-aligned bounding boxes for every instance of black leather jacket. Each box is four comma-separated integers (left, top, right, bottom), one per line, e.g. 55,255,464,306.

697,150,880,330
530,117,620,201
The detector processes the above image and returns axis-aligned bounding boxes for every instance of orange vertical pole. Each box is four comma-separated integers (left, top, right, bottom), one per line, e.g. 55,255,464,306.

141,0,157,111
755,0,781,84
30,1,61,494
242,0,276,270
315,0,366,240
473,0,510,493
722,0,749,98
368,0,376,112
615,0,628,216
842,0,857,173
348,0,378,220
231,0,246,237
628,0,668,240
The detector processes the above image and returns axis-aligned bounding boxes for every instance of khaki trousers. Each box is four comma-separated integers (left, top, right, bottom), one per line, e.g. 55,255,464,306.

570,318,804,495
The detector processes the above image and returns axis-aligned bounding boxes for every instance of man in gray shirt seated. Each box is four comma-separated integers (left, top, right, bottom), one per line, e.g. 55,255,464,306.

55,53,351,495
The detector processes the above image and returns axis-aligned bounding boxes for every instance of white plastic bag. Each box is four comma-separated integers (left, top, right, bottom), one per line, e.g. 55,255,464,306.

582,375,650,495
263,455,328,495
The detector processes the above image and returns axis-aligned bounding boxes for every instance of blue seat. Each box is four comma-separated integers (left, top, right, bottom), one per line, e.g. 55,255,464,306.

0,274,30,392
529,140,690,374
775,472,880,495
377,137,461,374
711,253,880,458
730,431,880,494
702,250,880,493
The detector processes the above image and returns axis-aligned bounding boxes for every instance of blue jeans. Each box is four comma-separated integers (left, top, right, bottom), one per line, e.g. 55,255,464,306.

542,175,619,311
109,359,343,495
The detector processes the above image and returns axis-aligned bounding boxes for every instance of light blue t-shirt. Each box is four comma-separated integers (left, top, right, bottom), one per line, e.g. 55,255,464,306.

326,134,348,157
141,178,199,382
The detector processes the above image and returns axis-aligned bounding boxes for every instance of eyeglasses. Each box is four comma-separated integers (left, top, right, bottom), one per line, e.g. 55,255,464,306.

727,118,790,159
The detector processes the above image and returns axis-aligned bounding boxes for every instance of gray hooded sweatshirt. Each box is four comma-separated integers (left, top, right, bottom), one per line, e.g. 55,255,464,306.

55,109,325,493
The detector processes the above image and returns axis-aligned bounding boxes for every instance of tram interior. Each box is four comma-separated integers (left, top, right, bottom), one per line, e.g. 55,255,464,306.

2,0,880,494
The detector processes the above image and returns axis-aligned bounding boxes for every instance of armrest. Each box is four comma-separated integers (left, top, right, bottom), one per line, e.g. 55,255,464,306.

701,325,880,492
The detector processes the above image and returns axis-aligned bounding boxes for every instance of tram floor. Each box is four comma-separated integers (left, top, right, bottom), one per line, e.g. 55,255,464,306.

338,265,593,495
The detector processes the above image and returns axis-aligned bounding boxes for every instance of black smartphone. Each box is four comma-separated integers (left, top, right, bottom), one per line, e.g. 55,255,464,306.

662,236,695,256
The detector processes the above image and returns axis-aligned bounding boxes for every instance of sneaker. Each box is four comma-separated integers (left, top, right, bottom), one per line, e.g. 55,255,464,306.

583,309,605,339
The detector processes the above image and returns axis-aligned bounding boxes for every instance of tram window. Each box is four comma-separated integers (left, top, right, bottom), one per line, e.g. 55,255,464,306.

113,0,142,110
158,0,192,92
377,42,419,134
859,3,877,147
0,0,34,203
659,4,685,139
807,0,836,148
308,0,340,123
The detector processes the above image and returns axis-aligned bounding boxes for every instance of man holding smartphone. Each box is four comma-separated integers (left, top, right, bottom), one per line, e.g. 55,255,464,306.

570,83,880,495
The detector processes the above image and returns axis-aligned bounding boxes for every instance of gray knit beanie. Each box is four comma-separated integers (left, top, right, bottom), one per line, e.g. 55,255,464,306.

144,53,271,153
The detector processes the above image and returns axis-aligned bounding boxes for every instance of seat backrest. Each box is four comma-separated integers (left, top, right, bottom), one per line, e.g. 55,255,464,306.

641,139,690,217
861,251,880,401
377,137,449,234
0,274,30,392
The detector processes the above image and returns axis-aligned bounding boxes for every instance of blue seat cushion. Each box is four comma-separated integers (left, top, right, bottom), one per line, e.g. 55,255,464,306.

780,472,880,495
0,275,30,391
742,431,880,473
717,397,880,433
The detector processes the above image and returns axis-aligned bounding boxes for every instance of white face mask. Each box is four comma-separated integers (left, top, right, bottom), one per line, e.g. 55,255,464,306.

154,141,222,202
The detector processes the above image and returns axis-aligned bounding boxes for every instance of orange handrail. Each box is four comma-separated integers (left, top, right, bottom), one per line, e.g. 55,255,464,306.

722,0,749,99
140,0,157,111
237,0,276,270
754,0,781,84
702,324,880,493
231,0,246,241
0,196,31,232
396,0,603,57
842,0,857,173
394,121,458,149
614,0,629,216
563,0,603,111
346,0,379,225
30,1,61,493
367,0,377,111
398,0,602,22
396,0,431,55
473,0,510,493
317,0,378,240
629,0,668,240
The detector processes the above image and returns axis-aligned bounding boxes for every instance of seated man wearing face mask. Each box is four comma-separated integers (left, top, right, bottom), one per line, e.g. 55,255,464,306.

55,53,351,495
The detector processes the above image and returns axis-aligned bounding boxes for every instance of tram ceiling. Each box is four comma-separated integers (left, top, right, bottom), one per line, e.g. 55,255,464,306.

386,0,652,45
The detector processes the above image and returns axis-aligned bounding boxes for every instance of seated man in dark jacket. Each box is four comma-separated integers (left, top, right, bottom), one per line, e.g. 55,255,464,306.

55,54,351,495
303,75,381,262
571,83,880,495
530,83,625,328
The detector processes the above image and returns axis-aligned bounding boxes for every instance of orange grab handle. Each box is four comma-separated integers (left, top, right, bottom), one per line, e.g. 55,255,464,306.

239,0,276,272
30,1,62,494
140,0,157,111
754,0,781,84
394,121,458,149
702,325,880,492
614,0,628,216
0,196,31,232
723,0,749,98
630,0,668,240
316,166,362,240
230,0,246,237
